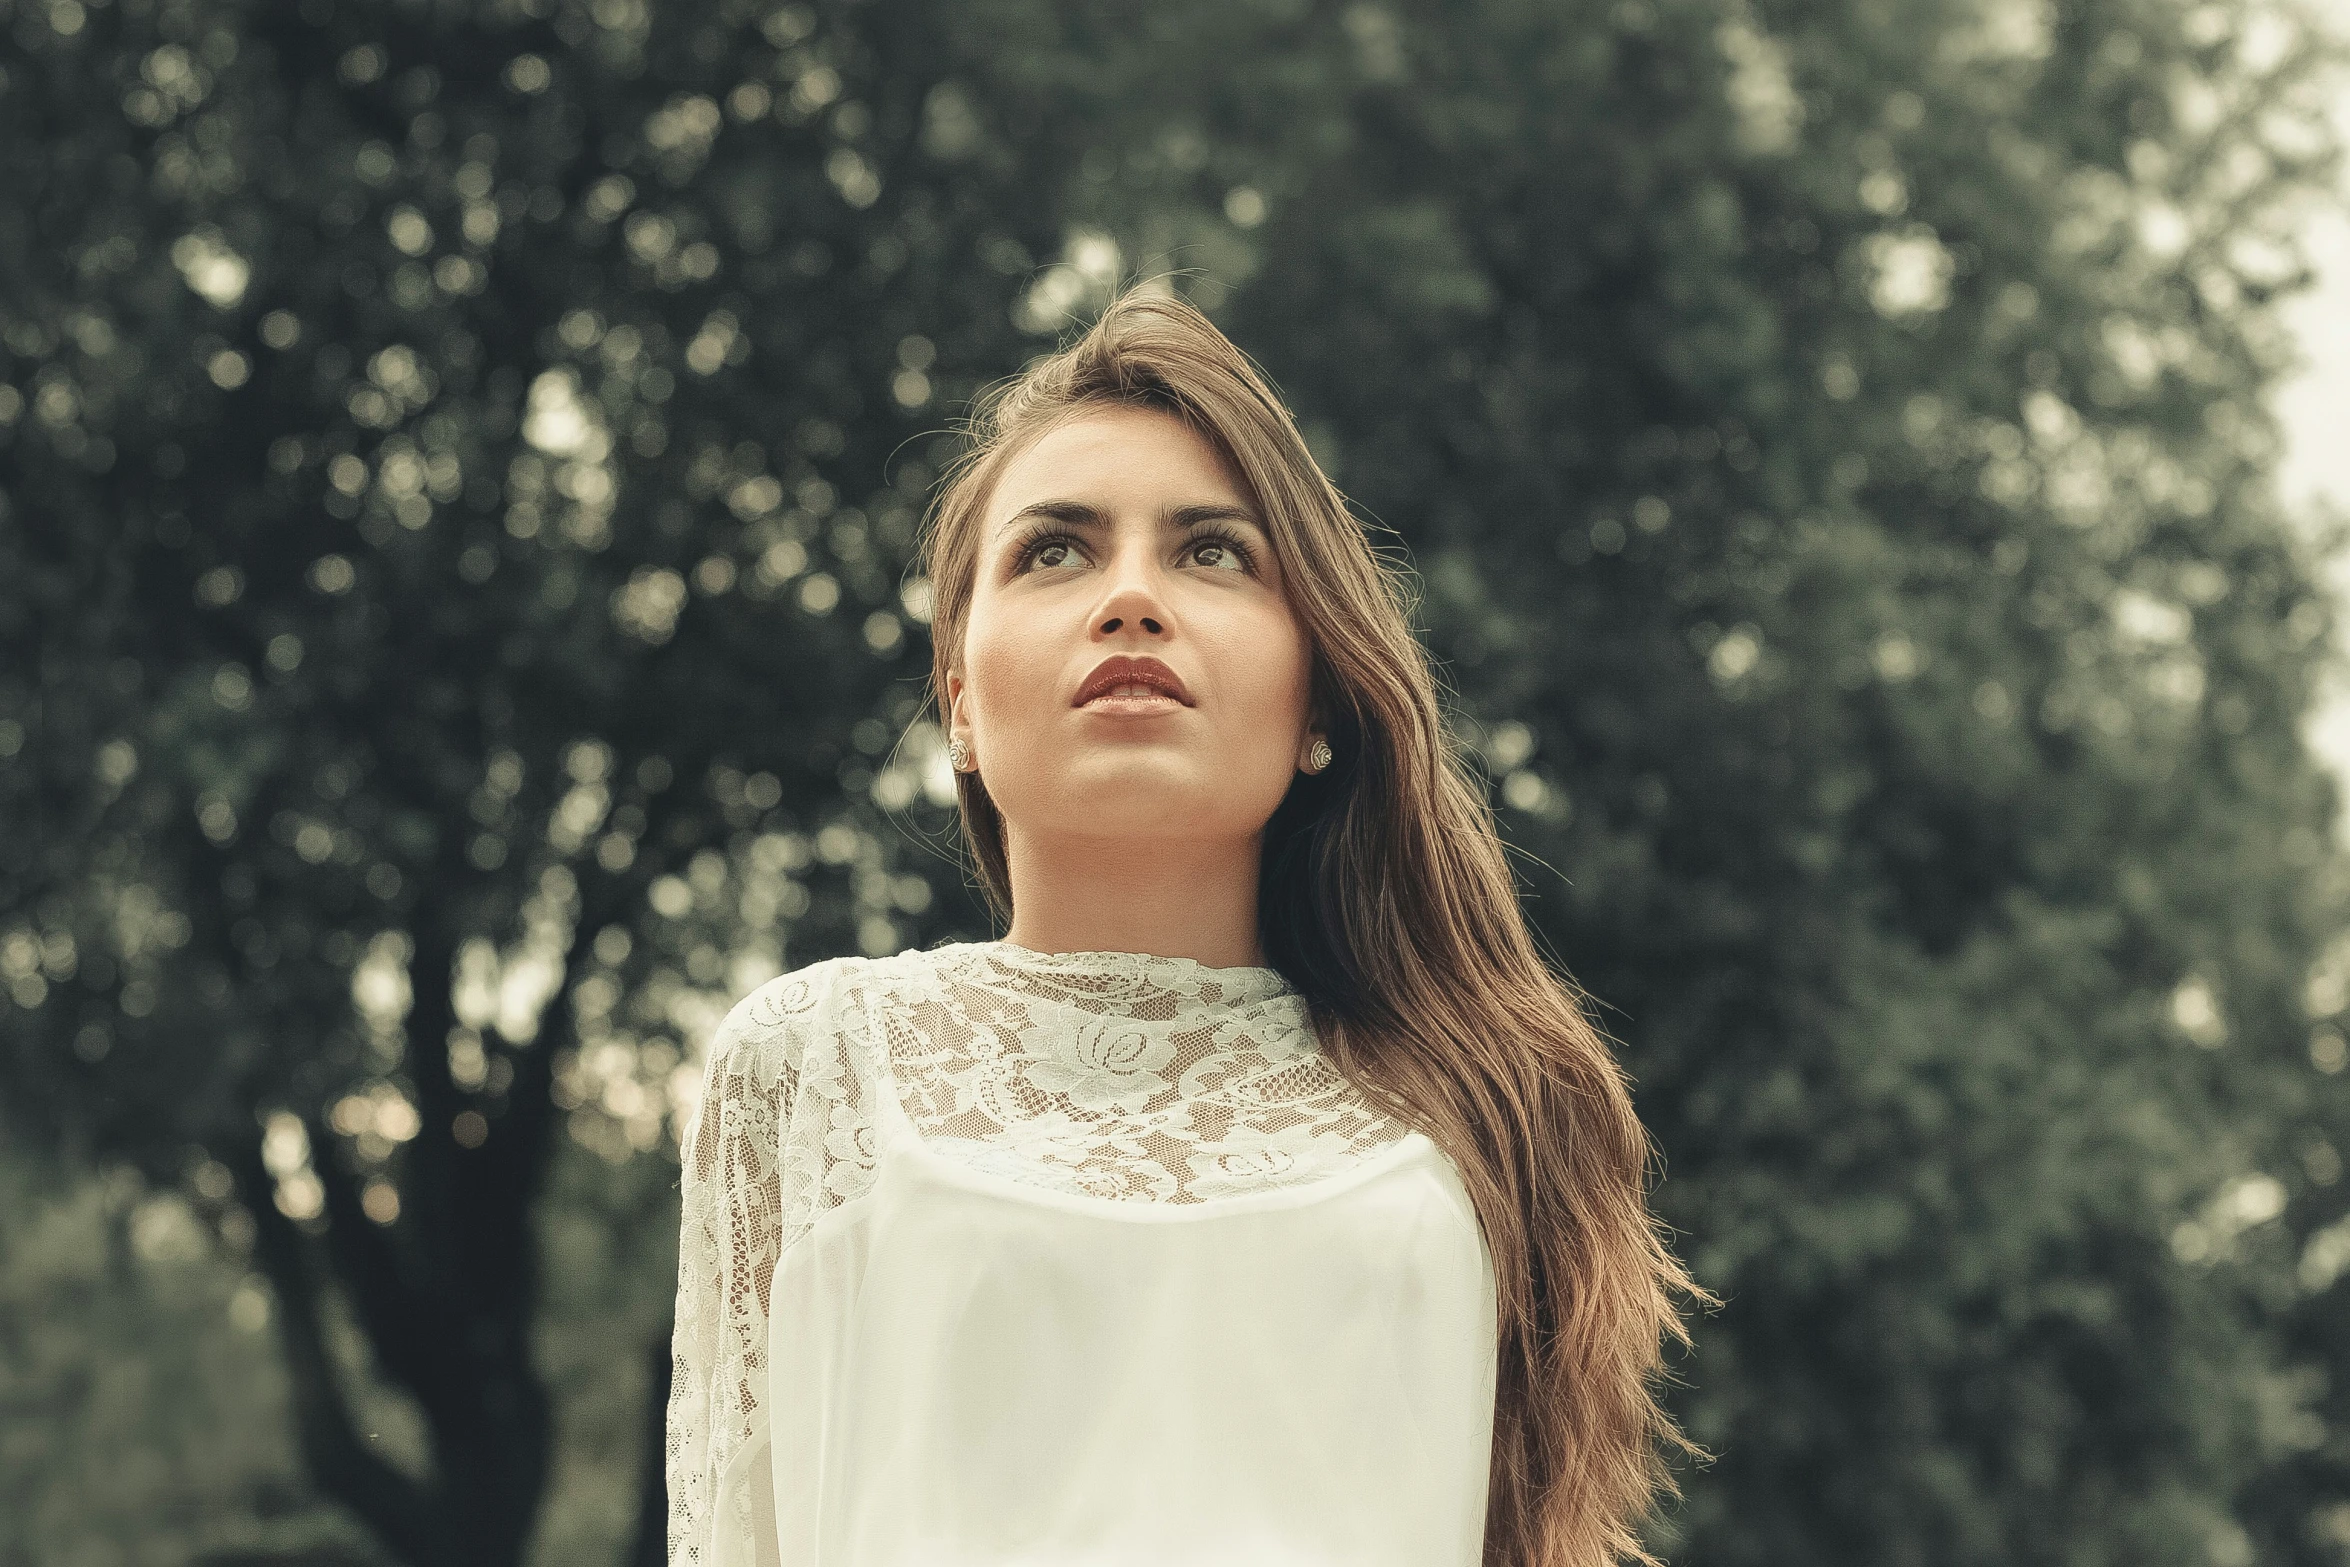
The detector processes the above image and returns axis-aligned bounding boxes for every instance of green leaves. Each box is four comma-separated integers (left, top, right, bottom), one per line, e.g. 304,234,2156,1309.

6,0,2350,1561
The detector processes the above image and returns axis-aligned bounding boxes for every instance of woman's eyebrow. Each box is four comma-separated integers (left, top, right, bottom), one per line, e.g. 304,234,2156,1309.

995,499,1267,538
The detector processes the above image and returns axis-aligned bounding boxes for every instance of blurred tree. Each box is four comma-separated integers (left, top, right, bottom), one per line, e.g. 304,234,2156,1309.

10,0,2350,1563
0,1141,391,1566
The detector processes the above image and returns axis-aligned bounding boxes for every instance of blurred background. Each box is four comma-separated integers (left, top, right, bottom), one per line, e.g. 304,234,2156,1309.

7,0,2350,1562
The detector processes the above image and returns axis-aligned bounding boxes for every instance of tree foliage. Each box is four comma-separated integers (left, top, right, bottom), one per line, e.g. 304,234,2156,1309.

5,0,2350,1562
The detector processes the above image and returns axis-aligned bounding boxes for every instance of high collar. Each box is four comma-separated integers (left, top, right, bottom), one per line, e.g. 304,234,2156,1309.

928,939,1301,1012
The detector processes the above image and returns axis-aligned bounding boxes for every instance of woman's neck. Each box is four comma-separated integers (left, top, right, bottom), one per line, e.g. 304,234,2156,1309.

1000,829,1267,970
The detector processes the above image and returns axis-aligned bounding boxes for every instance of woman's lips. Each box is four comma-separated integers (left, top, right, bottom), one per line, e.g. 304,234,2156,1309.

1072,659,1193,706
1078,690,1187,716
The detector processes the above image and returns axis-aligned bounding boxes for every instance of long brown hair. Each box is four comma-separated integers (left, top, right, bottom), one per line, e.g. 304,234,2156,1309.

913,280,1717,1567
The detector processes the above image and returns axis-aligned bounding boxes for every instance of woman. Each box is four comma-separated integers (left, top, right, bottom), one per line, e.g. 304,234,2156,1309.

667,284,1712,1566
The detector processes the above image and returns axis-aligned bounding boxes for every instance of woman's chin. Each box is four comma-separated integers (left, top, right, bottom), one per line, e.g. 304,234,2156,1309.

1061,752,1207,794
1020,758,1279,822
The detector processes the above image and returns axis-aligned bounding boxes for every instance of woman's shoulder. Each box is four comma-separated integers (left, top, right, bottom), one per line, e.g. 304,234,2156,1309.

702,948,936,1073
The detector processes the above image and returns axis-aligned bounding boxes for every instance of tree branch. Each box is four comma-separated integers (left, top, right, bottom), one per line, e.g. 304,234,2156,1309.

221,1128,448,1565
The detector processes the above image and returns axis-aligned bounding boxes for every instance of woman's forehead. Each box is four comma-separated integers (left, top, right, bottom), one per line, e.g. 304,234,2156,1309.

988,405,1242,506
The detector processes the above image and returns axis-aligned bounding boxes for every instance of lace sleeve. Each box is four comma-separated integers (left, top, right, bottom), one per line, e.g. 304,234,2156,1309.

666,975,809,1567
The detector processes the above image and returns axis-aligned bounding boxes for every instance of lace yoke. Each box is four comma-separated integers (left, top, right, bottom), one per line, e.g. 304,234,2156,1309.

885,942,1417,1203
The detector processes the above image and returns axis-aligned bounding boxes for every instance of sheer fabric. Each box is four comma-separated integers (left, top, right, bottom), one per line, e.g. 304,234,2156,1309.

667,941,1499,1566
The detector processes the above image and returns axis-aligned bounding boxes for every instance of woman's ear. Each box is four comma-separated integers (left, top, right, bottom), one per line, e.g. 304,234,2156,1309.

1298,696,1336,771
945,668,969,745
1309,687,1340,747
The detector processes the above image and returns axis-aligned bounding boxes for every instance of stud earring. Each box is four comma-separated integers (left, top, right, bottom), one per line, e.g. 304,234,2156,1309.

1302,737,1332,775
948,737,972,773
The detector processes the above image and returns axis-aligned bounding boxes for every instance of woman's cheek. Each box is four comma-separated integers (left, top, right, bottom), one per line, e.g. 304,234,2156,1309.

966,624,1044,731
1224,619,1313,728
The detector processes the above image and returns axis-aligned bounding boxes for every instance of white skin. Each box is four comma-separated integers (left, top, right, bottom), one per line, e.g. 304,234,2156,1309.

945,404,1327,972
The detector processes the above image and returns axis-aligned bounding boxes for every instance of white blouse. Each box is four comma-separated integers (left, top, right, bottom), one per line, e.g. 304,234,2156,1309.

666,940,1499,1567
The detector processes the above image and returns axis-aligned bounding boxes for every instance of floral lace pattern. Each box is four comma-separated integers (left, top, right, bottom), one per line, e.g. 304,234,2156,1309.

666,961,846,1567
885,942,1418,1204
666,942,1420,1566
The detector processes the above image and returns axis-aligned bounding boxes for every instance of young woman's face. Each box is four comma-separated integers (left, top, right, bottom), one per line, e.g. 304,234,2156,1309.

947,404,1321,852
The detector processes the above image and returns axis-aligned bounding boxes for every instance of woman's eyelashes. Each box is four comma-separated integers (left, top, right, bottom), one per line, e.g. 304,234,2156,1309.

1008,524,1260,577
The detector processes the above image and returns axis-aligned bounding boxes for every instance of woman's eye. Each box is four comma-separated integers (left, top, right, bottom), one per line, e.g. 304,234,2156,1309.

1018,532,1254,574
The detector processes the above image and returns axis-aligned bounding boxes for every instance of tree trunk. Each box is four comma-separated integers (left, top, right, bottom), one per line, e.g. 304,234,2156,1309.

629,1316,676,1567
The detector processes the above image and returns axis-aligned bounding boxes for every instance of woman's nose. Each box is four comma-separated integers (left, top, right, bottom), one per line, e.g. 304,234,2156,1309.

1094,540,1171,636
